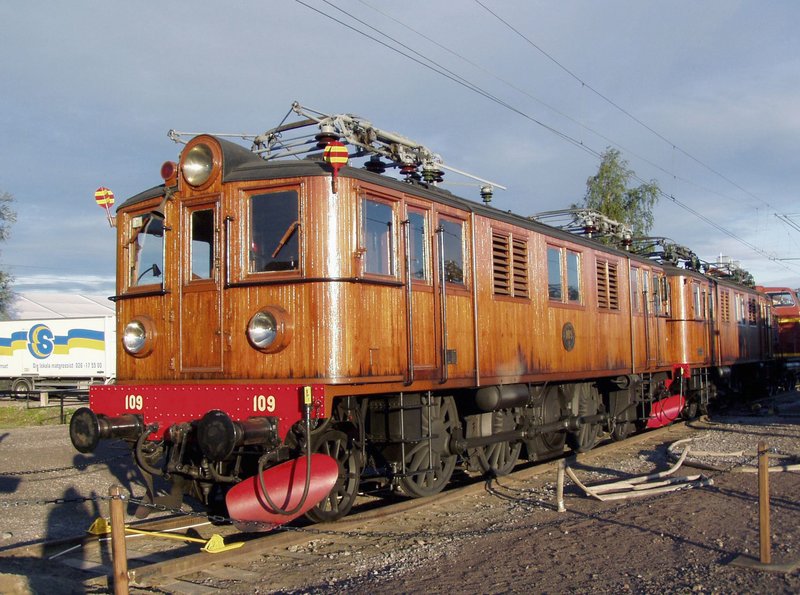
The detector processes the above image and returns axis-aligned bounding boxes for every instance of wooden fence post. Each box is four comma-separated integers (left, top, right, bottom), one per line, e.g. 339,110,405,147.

108,485,129,595
758,441,771,565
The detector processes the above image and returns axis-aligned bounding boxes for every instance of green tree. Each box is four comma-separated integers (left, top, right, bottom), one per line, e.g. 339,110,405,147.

0,191,16,320
580,148,660,238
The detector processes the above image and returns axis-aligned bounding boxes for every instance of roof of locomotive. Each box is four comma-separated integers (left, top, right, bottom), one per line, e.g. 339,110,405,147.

120,136,657,259
119,135,761,294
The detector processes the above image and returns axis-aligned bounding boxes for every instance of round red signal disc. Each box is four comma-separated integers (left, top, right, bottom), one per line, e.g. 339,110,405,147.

94,187,115,208
322,141,349,175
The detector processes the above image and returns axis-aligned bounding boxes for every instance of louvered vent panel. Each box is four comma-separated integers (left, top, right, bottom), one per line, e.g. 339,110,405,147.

608,262,619,310
720,291,730,322
492,232,510,295
596,260,609,309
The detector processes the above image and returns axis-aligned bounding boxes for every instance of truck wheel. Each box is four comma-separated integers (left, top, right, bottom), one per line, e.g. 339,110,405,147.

11,377,33,397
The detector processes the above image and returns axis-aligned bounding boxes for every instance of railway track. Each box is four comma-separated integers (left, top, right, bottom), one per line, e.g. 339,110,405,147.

0,421,699,592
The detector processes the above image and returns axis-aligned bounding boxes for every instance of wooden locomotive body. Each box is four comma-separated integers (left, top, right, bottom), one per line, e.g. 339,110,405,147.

70,105,775,525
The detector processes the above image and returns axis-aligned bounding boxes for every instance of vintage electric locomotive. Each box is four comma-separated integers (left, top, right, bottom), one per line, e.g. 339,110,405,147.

69,103,773,526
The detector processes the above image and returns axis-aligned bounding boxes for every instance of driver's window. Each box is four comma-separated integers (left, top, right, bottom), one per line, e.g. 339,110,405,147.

249,190,300,273
129,212,164,287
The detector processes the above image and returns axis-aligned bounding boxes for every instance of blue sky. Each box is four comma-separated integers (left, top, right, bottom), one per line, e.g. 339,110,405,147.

2,1,799,297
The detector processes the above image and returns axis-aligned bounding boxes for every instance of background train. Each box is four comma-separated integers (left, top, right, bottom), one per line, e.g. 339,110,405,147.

70,103,778,527
756,285,800,386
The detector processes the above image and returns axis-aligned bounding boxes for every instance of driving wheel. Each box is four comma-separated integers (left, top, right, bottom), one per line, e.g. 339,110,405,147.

398,395,458,498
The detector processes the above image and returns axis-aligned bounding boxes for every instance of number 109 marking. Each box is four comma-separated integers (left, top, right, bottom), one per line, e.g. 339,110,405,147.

125,394,143,410
253,394,276,412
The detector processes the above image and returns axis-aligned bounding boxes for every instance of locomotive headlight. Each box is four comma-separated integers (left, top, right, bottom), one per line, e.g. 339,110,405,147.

122,317,155,357
247,306,292,353
182,143,214,187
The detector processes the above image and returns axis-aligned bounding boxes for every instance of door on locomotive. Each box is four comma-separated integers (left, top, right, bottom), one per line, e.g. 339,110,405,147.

402,200,475,382
432,211,474,382
180,198,224,372
404,202,437,377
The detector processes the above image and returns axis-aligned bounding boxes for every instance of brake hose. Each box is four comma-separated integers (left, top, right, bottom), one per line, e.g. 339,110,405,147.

256,401,315,516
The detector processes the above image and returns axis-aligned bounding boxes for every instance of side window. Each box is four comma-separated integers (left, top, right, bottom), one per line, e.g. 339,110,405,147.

741,295,748,324
128,211,164,288
407,208,429,282
659,276,671,317
190,209,214,280
547,246,562,301
693,283,702,319
651,274,662,315
566,250,581,303
440,218,464,285
548,246,582,304
363,197,396,276
249,190,299,273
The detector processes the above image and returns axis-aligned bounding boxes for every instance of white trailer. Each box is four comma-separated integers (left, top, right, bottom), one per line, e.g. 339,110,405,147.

0,316,116,395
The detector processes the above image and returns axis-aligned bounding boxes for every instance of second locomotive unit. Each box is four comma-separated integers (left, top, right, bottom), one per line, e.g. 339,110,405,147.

70,103,773,526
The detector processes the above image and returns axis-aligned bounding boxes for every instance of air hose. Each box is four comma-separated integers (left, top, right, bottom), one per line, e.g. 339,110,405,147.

256,401,314,515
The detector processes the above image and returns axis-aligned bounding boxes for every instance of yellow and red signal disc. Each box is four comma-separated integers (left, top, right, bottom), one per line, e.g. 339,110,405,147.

322,141,349,174
94,187,115,208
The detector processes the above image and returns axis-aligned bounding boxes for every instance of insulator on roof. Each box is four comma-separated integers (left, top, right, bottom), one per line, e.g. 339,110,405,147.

400,163,421,183
315,123,340,148
480,185,493,205
364,155,386,174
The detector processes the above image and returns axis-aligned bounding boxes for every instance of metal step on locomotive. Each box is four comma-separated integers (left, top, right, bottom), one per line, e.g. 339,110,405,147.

69,102,775,528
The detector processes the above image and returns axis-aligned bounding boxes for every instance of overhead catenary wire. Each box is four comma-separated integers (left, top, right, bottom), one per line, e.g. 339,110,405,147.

360,0,800,268
473,0,779,215
359,0,788,238
296,0,797,273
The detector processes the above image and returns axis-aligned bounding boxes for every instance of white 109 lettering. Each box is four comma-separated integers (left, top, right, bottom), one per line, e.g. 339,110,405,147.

125,394,143,410
253,394,276,412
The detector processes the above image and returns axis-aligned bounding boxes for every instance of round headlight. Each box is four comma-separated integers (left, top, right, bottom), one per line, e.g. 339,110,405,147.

182,143,214,187
122,318,155,357
247,311,277,349
246,306,293,353
122,320,146,354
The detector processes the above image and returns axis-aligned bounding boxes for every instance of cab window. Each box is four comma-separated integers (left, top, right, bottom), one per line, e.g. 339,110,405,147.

768,291,795,307
129,212,164,287
249,190,299,273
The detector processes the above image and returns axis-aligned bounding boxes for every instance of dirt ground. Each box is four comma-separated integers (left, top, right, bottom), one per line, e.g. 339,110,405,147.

190,395,800,595
1,394,799,594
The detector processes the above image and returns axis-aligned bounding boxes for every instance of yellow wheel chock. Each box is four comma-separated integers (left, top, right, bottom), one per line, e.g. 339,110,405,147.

88,517,112,535
87,518,244,553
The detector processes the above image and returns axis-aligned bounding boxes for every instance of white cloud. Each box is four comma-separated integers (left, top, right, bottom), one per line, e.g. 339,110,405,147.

1,1,800,291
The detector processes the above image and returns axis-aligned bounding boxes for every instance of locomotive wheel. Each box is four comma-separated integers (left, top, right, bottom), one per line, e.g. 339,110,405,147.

610,389,636,442
610,418,632,441
305,428,361,523
524,388,567,461
566,383,600,453
681,397,699,421
398,395,458,498
469,410,522,476
473,440,522,476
